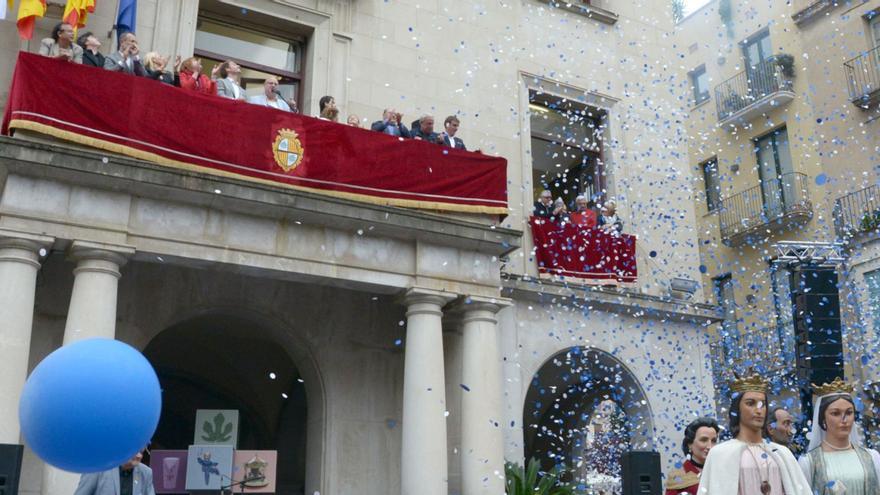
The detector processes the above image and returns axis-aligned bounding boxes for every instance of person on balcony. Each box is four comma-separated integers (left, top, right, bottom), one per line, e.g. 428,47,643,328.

533,190,555,219
215,61,246,100
104,32,146,76
598,200,623,234
76,31,103,68
412,115,442,143
319,96,339,121
178,57,217,96
553,198,570,224
570,195,598,229
248,77,294,111
143,52,174,85
40,23,83,64
371,109,412,138
440,115,466,150
665,417,719,495
347,114,362,128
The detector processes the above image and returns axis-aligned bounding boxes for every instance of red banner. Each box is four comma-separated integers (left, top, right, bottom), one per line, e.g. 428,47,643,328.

2,53,508,214
530,217,637,282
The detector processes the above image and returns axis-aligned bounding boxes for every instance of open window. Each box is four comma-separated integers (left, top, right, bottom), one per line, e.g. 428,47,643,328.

195,1,307,107
528,91,606,207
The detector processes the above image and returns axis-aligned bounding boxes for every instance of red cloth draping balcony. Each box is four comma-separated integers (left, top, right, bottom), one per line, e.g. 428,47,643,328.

529,217,637,282
2,52,508,215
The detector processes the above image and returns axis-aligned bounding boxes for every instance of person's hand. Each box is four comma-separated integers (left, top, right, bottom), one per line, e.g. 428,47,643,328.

395,112,403,124
211,64,221,79
127,42,139,57
173,55,182,72
56,49,73,61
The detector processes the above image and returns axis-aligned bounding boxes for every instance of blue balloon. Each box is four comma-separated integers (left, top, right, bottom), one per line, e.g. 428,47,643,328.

19,338,162,473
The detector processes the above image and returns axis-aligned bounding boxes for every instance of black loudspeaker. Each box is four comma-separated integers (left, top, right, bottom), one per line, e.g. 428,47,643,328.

789,267,844,418
620,450,661,495
0,444,23,495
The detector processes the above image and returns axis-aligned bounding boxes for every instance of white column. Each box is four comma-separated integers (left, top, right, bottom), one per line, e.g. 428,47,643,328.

62,241,134,344
43,241,133,495
0,231,53,444
400,288,456,495
459,297,510,495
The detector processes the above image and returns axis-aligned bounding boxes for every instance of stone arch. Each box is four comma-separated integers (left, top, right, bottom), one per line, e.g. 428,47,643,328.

522,346,654,483
142,306,326,495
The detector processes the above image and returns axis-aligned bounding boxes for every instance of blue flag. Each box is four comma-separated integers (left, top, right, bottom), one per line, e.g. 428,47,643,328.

116,0,137,36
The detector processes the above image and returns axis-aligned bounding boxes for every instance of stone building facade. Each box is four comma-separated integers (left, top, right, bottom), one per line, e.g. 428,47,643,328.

0,1,719,494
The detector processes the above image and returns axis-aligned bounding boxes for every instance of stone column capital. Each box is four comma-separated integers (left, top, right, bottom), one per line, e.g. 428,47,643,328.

67,241,135,273
400,288,458,317
0,230,55,269
450,295,512,325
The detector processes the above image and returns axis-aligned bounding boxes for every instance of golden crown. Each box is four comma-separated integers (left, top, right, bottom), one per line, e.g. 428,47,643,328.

731,371,769,394
812,377,855,396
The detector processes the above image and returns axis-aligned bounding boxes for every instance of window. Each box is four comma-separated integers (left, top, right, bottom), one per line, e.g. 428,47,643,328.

713,274,739,361
865,269,880,337
690,65,710,105
529,91,606,206
743,29,772,67
194,11,306,107
701,157,720,211
870,13,880,48
755,126,795,217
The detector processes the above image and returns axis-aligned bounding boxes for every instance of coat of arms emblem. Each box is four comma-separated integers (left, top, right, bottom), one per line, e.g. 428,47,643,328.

272,128,304,172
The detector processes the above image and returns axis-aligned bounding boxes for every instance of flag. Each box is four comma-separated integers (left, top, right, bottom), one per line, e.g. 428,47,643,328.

17,0,46,40
63,0,96,31
115,0,136,35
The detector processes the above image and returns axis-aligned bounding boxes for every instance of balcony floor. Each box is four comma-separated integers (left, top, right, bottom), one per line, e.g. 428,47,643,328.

719,90,796,129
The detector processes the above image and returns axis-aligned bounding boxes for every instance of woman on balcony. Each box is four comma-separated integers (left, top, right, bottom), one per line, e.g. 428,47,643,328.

598,200,623,233
665,417,720,495
798,379,880,495
178,57,217,96
143,52,174,85
39,23,83,64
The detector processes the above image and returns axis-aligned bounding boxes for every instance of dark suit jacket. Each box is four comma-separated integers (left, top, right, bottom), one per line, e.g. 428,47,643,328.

145,69,174,85
371,120,412,138
533,201,554,219
442,134,466,150
82,50,105,68
598,214,623,233
413,129,441,143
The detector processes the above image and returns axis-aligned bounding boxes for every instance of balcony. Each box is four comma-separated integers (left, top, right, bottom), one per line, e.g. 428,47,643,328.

715,57,796,128
710,326,792,385
844,45,880,109
833,184,880,241
718,172,813,246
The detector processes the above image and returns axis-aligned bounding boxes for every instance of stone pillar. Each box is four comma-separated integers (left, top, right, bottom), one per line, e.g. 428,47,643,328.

400,288,456,495
43,241,133,495
0,231,53,444
458,297,510,495
62,241,134,344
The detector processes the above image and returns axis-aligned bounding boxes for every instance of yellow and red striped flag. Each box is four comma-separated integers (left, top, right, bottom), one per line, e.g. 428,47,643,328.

63,0,96,31
17,0,46,40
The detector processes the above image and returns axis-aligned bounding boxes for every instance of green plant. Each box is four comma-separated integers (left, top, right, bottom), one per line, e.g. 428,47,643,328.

201,412,234,442
505,458,576,495
718,0,734,38
860,209,880,233
771,54,796,78
671,0,685,23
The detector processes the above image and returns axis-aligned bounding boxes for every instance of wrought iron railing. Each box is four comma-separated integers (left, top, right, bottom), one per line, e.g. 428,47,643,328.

833,184,880,240
844,45,880,105
715,57,795,120
711,325,791,380
718,172,812,242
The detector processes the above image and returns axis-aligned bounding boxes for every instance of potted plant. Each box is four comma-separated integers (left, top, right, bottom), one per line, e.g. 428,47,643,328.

770,54,795,78
505,458,577,495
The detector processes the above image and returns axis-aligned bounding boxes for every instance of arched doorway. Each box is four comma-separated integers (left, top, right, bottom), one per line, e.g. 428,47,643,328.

523,347,654,489
143,313,312,495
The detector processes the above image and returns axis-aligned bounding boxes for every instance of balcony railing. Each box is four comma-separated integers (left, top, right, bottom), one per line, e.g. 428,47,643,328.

715,57,796,125
718,172,812,246
833,184,880,240
844,45,880,108
711,325,792,383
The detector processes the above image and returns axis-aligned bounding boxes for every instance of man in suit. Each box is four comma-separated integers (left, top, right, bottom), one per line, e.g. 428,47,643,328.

371,108,412,138
440,115,466,150
77,32,105,68
247,77,295,112
412,115,442,143
74,450,155,495
103,32,147,76
215,60,246,100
